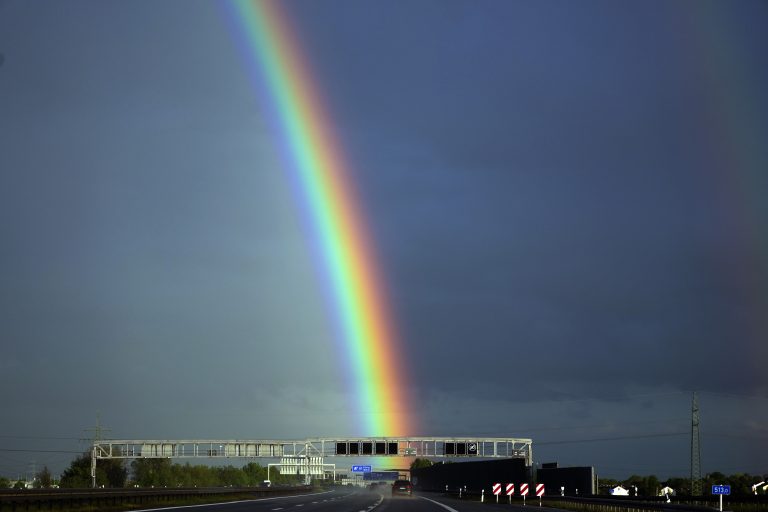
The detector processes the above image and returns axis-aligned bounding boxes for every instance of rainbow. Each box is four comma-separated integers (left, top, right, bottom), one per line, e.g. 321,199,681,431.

675,2,768,382
227,0,413,437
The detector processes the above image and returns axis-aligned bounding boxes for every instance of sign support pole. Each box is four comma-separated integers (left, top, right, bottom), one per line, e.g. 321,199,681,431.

712,484,730,509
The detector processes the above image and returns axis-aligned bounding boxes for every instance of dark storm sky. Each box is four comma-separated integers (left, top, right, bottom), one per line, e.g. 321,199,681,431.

0,0,766,479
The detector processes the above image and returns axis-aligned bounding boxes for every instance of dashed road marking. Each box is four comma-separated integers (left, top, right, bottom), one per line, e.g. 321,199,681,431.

129,490,333,512
364,494,384,511
418,496,460,512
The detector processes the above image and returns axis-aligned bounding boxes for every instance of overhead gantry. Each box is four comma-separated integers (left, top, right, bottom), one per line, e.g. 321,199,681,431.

90,436,533,487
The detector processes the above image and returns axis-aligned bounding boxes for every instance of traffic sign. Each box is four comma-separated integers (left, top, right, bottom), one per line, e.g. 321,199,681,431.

492,483,502,503
364,471,398,481
352,465,372,472
536,483,545,497
506,483,515,496
520,483,529,496
712,484,730,512
468,442,478,455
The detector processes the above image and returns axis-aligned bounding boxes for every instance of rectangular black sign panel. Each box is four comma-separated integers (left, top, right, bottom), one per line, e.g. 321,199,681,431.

364,471,399,481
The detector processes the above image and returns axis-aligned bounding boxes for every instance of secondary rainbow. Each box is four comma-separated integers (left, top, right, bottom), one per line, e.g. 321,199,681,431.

676,2,768,381
228,0,413,437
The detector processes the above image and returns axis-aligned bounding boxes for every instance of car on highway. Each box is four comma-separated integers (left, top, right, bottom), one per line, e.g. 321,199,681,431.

391,479,413,497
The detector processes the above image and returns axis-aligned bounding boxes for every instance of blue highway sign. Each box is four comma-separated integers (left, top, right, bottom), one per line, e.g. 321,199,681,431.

352,465,372,472
712,485,730,495
364,471,399,481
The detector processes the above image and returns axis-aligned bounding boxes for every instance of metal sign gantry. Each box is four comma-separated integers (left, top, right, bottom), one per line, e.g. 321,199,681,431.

92,436,532,462
90,436,533,487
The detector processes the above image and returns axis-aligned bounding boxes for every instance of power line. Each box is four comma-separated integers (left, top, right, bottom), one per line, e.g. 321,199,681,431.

705,432,768,441
0,448,83,454
0,435,82,441
537,432,688,445
594,464,691,472
453,418,690,438
494,391,691,407
697,391,768,401
703,464,768,474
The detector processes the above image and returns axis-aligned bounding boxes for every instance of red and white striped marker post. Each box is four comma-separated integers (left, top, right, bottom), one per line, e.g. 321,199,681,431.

520,483,529,505
536,484,545,507
506,483,515,504
493,483,502,503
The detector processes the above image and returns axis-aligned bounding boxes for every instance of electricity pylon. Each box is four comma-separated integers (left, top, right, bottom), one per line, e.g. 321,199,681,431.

690,392,701,496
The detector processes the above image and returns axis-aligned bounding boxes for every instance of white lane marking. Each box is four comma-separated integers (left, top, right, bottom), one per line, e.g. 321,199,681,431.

273,509,283,511
418,495,461,512
365,494,384,511
295,505,304,508
129,490,333,511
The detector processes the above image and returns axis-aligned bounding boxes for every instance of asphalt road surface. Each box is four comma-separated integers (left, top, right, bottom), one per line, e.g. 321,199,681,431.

132,488,566,512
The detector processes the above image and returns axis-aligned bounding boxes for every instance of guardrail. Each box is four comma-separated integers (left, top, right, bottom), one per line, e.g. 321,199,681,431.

433,489,766,512
0,485,313,511
538,496,717,512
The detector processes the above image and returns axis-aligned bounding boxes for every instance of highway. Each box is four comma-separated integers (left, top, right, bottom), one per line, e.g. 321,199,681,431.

132,488,563,512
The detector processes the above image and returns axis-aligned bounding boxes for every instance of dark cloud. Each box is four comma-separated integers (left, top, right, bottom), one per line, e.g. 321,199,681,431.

0,0,766,479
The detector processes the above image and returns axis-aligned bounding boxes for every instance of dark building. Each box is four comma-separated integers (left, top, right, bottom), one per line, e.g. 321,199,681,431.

536,465,595,495
411,458,528,492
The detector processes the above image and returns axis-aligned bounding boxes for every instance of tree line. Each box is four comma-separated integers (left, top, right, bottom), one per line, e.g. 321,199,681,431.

0,452,302,489
5,454,765,494
599,472,768,496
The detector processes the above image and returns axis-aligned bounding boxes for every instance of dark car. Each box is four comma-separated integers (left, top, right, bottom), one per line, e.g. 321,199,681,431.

391,479,413,496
